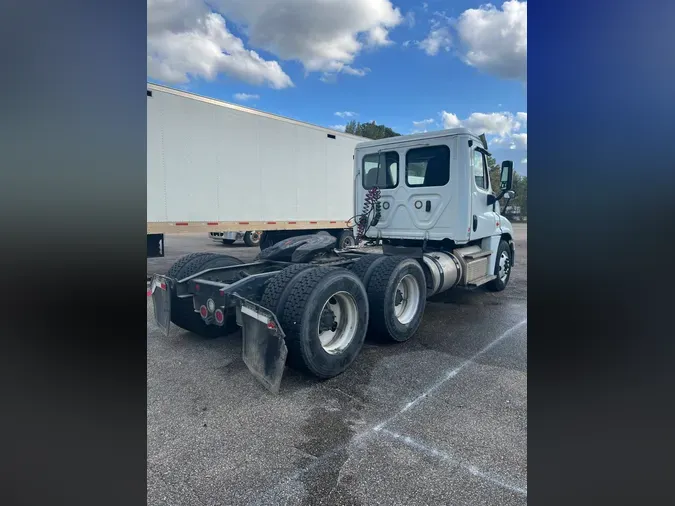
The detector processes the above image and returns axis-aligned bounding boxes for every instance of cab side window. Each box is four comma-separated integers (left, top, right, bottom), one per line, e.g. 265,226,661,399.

472,150,489,191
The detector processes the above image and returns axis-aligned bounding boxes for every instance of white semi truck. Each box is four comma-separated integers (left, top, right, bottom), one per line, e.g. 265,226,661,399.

146,83,363,257
151,126,517,393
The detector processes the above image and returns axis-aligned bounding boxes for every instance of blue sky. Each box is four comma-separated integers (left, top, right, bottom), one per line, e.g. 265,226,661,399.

148,0,527,174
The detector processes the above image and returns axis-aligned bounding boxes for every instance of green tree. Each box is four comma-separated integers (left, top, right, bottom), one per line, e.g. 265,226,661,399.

345,120,400,139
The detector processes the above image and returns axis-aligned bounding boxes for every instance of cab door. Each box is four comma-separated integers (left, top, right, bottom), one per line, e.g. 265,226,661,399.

470,147,498,240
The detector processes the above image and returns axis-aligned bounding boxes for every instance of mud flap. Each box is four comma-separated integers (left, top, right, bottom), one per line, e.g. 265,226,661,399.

150,274,172,336
234,296,288,394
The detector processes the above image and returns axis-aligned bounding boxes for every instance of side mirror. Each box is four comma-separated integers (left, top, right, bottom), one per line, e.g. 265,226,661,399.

503,190,515,200
500,161,514,192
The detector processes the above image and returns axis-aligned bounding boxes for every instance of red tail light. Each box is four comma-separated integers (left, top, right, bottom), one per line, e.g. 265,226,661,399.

214,309,224,324
199,305,208,318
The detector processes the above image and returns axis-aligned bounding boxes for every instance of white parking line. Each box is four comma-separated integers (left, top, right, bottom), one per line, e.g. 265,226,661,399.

378,428,527,496
253,318,528,502
373,318,527,431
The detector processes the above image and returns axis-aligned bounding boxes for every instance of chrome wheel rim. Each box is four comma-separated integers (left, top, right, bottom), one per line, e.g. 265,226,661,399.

498,250,511,282
394,274,420,324
249,231,261,244
317,291,359,354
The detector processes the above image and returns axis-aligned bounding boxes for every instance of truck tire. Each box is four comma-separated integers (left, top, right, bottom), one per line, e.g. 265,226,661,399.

265,267,369,378
222,239,236,245
486,240,512,292
260,264,315,312
169,254,243,338
167,252,214,279
244,231,262,247
349,254,386,286
336,229,355,249
365,256,427,343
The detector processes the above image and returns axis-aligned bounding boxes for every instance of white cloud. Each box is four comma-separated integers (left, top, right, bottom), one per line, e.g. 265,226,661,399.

511,132,527,148
147,1,293,88
329,124,346,132
335,111,358,118
441,110,527,157
233,92,260,101
442,111,522,137
405,11,416,28
456,0,527,81
441,112,461,129
342,66,370,76
148,0,403,86
412,118,435,128
212,0,403,75
422,2,429,12
418,26,452,56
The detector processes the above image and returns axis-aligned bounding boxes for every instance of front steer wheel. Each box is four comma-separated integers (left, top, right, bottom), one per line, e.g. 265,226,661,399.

262,266,369,379
486,240,512,292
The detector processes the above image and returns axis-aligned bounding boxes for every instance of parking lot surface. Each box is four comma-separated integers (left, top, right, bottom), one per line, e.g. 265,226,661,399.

147,225,527,505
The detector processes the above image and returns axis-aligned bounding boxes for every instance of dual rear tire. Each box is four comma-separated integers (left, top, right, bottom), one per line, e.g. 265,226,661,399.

261,265,369,378
349,255,427,343
167,253,244,338
257,256,428,379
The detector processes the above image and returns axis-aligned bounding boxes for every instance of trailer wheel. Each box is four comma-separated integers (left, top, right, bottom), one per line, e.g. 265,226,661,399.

169,253,244,338
266,267,368,378
244,231,262,247
366,256,427,342
486,240,512,292
336,229,355,249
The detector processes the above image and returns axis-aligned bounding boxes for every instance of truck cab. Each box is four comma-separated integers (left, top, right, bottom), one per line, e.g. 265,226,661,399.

353,129,516,290
354,128,514,245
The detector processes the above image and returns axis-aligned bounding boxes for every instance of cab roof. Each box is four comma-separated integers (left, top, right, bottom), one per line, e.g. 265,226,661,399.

355,128,481,149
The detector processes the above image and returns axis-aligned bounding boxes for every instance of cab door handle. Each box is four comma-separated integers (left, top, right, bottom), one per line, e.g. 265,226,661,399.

425,200,431,212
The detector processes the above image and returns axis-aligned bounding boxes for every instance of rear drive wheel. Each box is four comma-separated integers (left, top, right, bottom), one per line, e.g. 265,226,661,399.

349,254,386,286
263,266,369,378
365,256,427,342
486,240,512,292
260,264,315,312
243,231,262,247
168,253,244,338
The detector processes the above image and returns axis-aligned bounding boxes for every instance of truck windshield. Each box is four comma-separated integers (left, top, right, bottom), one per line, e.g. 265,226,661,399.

363,151,399,189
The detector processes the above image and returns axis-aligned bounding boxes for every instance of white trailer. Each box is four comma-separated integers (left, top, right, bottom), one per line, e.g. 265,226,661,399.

146,83,363,257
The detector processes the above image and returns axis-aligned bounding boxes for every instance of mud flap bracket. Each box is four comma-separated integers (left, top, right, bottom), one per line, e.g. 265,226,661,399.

150,274,172,336
234,296,288,394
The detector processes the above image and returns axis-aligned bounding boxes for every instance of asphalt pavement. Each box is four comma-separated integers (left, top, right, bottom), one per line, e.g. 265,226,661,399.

147,224,527,505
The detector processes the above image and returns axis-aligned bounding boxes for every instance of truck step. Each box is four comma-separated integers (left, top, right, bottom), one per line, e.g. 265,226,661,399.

463,250,492,260
467,274,497,287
